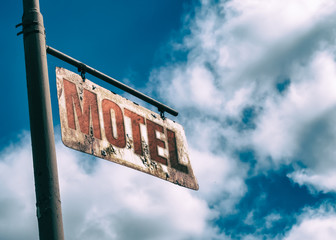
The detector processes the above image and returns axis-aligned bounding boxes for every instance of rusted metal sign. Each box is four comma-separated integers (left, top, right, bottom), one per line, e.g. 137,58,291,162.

56,67,198,190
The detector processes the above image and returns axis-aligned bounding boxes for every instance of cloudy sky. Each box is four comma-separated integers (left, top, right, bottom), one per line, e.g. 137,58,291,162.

2,0,336,239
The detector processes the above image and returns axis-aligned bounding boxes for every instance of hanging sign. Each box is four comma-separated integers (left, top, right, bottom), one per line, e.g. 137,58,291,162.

56,67,198,190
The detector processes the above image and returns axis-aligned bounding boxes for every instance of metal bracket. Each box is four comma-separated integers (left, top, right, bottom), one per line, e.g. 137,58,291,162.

16,20,45,37
159,109,166,120
78,64,86,81
16,22,24,36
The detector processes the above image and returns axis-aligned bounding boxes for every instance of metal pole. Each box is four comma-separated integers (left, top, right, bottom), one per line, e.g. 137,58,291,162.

21,0,64,239
46,45,179,117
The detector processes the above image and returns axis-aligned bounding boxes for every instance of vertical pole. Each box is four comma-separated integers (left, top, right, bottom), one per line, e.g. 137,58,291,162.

21,0,65,239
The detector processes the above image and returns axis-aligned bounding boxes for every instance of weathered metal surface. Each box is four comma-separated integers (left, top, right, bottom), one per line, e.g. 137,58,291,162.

56,67,198,190
22,1,64,239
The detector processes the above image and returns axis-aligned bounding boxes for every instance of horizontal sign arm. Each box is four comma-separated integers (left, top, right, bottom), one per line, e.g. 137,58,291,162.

46,45,178,117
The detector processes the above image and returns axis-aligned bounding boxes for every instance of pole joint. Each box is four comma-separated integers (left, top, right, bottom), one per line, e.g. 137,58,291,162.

17,10,45,37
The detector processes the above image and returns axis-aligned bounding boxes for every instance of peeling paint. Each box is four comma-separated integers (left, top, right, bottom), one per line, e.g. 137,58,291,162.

56,67,198,190
126,134,132,149
101,150,107,156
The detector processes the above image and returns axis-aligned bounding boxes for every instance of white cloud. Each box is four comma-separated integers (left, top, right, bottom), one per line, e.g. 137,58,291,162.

252,51,336,166
190,148,247,215
265,213,281,229
284,205,336,240
147,3,336,238
0,132,227,240
285,217,336,240
288,169,336,193
152,0,336,191
0,133,37,240
57,136,228,240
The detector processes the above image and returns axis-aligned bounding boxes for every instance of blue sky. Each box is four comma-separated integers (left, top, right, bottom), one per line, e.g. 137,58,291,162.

2,0,336,239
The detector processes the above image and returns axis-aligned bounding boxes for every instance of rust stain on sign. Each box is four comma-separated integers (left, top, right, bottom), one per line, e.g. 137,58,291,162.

56,67,199,190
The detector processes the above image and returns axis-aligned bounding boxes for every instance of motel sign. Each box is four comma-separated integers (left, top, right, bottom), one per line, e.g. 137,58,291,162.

56,67,198,190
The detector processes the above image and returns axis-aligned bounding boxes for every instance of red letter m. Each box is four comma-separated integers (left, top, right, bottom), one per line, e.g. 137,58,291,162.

63,79,102,139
